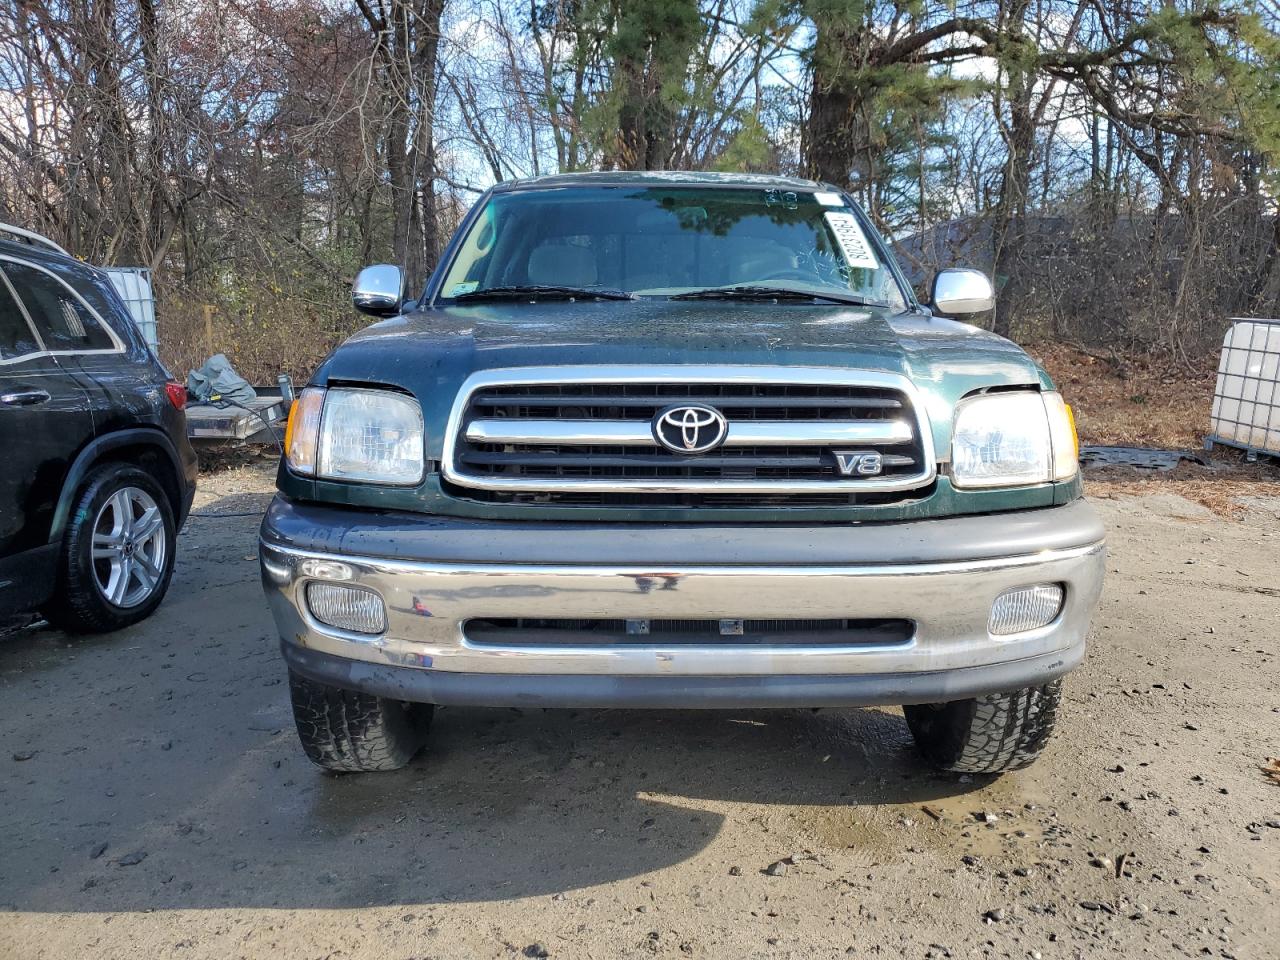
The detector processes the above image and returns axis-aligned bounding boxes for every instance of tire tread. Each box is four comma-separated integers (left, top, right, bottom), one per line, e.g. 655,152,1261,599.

288,671,431,773
904,680,1062,774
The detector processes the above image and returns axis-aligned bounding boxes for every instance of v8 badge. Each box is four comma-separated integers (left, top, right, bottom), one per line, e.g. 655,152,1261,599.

832,451,883,477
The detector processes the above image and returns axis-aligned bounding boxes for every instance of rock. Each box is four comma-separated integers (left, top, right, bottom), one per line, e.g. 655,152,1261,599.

116,851,147,867
764,860,789,877
522,944,550,958
975,811,999,824
1264,820,1280,829
1013,867,1032,878
728,866,742,877
89,842,108,860
1107,764,1125,773
1079,900,1103,911
12,750,35,762
982,908,1006,923
1090,856,1113,870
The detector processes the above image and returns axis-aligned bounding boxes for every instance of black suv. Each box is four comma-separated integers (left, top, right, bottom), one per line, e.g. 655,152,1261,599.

0,230,196,631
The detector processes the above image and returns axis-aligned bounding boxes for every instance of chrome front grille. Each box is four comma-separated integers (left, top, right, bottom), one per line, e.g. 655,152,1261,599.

442,366,936,503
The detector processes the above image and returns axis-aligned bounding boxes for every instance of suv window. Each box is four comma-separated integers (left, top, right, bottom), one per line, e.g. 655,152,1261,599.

2,260,116,353
0,272,42,360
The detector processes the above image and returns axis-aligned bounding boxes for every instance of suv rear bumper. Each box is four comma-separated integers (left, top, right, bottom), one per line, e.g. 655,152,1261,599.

260,497,1106,708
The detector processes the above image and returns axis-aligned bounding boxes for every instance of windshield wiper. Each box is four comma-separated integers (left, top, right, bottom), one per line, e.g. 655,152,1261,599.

670,285,879,306
452,284,637,302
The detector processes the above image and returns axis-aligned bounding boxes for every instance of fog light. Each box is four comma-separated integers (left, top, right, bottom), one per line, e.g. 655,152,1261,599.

989,584,1064,635
306,582,387,634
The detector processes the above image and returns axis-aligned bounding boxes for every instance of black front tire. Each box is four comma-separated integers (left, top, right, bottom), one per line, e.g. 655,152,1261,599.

904,680,1063,774
289,670,433,772
44,463,177,634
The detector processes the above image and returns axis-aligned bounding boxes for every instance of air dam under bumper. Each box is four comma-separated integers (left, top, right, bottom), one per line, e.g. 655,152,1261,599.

260,497,1106,708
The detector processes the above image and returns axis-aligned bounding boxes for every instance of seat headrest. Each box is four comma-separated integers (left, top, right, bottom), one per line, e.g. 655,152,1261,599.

528,243,596,287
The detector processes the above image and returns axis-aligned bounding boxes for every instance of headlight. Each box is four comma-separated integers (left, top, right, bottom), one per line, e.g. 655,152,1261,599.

951,391,1077,488
285,386,424,485
284,387,324,475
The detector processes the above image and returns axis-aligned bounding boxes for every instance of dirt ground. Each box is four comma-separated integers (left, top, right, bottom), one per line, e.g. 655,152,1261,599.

2,460,1278,960
1028,344,1219,451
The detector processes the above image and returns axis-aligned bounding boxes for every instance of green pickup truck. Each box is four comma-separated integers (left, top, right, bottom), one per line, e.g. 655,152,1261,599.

260,172,1105,776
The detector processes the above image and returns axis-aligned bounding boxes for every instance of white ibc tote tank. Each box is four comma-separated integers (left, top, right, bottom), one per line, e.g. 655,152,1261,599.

1208,318,1280,459
102,267,158,353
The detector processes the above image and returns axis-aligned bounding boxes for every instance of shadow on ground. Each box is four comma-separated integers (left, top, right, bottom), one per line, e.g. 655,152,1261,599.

0,490,984,913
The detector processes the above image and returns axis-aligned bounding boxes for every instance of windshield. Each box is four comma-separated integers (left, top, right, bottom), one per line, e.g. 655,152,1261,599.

437,186,908,309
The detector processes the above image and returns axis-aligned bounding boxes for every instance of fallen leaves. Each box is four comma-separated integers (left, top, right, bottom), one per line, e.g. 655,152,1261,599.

1263,757,1280,786
1030,343,1216,449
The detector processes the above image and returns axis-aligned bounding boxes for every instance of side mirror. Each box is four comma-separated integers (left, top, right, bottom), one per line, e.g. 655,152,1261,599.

352,264,404,317
932,268,995,316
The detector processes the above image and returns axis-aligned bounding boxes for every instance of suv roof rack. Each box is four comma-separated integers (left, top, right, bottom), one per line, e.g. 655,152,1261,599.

0,222,70,256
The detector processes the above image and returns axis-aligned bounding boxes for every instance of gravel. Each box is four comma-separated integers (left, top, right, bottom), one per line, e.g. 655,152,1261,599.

0,470,1277,959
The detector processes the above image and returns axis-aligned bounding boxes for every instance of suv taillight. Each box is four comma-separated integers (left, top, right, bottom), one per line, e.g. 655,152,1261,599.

165,381,187,410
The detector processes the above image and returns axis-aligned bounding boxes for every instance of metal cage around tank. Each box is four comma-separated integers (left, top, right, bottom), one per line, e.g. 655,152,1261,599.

1207,318,1280,461
102,267,158,353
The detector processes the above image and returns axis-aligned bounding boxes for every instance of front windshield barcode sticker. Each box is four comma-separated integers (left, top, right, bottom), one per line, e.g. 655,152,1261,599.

824,211,878,269
813,191,844,207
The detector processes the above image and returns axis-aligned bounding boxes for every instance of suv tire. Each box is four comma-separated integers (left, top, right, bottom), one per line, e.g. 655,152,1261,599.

289,670,433,772
904,680,1062,774
45,463,177,633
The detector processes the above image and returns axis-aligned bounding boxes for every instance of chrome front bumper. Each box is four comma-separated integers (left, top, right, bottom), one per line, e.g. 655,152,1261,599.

260,498,1106,707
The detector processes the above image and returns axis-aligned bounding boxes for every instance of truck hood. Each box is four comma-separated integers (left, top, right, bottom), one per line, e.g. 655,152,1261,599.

316,300,1050,459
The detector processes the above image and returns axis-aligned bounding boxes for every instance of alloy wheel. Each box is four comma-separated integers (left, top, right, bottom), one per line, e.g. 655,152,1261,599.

91,486,167,608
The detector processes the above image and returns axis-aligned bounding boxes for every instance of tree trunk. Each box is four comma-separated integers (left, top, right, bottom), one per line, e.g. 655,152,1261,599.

805,16,860,187
376,0,444,292
991,0,1034,339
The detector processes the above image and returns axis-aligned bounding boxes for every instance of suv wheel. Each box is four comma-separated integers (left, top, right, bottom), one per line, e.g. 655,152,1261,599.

903,680,1062,774
289,670,433,773
45,463,177,633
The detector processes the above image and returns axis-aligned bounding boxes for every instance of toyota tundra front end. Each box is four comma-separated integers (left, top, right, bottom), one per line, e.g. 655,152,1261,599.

261,172,1105,775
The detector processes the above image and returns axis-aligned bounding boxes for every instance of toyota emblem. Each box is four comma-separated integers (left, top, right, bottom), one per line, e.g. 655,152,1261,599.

652,403,729,454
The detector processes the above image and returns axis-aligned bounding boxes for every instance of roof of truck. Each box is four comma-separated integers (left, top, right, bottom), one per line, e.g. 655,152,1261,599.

492,170,835,194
